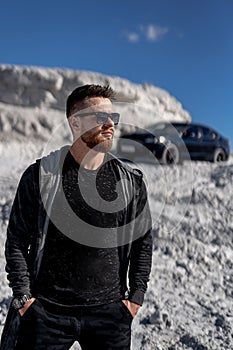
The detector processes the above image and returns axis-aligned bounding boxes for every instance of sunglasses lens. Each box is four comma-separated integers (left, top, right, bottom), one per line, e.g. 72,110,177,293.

96,114,107,124
96,113,120,125
111,113,120,125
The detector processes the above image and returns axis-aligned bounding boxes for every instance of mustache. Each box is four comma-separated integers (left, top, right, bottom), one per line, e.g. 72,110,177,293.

86,127,114,138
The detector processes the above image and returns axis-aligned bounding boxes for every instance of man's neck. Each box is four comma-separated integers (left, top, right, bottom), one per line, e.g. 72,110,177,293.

70,142,105,170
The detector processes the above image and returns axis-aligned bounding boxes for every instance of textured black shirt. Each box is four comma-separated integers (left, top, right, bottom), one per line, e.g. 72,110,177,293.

35,151,123,306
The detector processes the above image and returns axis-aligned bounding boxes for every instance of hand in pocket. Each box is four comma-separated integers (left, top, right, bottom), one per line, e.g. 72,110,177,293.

122,300,141,318
19,297,36,316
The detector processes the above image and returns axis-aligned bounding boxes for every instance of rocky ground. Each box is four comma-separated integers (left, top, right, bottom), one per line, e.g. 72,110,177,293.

131,155,233,350
0,140,232,350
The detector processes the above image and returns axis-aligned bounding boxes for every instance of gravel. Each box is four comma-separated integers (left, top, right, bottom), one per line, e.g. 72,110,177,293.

0,141,232,350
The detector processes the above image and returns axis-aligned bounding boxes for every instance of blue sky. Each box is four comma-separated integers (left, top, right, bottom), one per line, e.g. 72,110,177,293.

1,0,233,147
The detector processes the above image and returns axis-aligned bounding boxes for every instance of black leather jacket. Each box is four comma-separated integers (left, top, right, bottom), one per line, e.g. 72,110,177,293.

0,146,152,349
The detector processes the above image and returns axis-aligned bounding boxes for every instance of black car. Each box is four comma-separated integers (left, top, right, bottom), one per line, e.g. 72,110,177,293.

117,122,230,164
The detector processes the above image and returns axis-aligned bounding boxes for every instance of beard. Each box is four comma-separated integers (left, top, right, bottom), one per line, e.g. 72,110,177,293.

81,129,113,153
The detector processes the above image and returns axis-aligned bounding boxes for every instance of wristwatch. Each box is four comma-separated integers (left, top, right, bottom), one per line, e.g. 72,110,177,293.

12,294,32,310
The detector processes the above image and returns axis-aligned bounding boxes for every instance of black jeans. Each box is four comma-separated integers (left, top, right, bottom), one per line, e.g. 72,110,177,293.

15,299,133,350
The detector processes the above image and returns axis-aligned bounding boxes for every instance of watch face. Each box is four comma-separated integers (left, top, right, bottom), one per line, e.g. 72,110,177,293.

12,298,22,310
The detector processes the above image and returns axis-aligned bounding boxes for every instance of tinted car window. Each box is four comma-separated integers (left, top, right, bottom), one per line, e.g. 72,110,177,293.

182,126,199,139
173,124,186,136
202,127,217,140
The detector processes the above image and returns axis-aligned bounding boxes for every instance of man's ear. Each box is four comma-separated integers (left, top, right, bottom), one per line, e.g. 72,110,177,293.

69,116,80,130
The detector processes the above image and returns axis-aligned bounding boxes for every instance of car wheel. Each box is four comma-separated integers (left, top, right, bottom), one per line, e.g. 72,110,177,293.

161,143,180,165
212,148,226,163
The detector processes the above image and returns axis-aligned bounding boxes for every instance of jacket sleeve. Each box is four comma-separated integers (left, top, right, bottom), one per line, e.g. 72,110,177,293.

5,164,39,297
128,178,153,306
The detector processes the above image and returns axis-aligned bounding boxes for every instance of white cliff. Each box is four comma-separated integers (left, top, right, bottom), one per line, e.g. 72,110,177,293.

0,64,191,143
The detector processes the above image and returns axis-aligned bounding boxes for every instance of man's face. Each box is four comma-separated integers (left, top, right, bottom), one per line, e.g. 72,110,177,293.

74,97,115,153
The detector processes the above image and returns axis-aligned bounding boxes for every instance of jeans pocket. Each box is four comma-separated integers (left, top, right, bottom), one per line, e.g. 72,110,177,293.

119,301,133,320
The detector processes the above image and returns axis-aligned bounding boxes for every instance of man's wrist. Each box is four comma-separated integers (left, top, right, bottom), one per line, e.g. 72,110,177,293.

12,294,32,310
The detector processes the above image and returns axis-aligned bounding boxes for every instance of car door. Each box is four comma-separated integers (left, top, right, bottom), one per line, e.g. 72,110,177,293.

198,126,218,159
182,125,202,159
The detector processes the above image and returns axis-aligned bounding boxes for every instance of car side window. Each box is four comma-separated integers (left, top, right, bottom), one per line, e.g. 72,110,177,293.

202,127,217,140
182,126,199,139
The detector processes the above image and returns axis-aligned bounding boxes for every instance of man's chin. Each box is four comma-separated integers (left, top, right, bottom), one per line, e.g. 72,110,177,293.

93,140,113,153
86,139,113,153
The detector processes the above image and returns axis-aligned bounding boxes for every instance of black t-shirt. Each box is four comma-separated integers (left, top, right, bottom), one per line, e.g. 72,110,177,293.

35,151,124,306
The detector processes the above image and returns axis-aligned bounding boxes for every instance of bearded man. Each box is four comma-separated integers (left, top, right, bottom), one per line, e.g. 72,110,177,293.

1,84,152,350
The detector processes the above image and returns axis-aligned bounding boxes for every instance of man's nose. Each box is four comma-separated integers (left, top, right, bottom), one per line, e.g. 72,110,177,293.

103,117,114,127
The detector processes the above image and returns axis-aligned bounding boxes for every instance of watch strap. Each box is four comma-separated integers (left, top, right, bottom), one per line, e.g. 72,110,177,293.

12,294,32,310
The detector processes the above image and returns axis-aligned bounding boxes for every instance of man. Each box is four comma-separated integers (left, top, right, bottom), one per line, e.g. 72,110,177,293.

1,84,152,350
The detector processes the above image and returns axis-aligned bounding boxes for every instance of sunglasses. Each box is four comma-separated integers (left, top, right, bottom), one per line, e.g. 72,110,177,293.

74,112,120,125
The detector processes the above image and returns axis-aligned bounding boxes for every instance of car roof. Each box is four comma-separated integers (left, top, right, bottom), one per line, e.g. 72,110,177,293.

156,121,218,132
172,122,212,128
149,122,224,137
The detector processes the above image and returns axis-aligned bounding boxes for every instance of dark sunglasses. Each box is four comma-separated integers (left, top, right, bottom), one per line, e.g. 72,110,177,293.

74,112,120,125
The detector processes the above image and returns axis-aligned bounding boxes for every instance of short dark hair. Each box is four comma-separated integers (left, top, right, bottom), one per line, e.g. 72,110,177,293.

66,84,114,118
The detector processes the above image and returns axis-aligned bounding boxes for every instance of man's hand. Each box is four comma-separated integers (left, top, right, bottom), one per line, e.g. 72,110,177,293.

122,299,141,318
18,297,36,316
